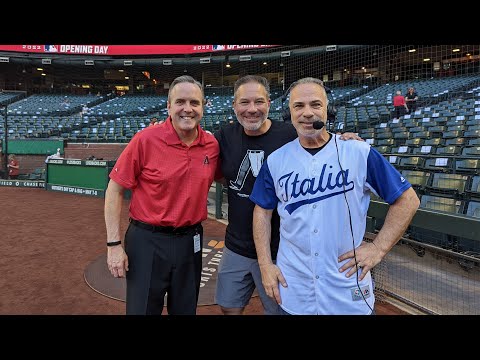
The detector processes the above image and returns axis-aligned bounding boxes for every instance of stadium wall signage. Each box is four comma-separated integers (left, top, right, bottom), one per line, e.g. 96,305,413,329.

0,45,277,56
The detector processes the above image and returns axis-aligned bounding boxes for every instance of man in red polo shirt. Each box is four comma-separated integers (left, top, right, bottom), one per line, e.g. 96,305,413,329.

393,90,408,119
7,154,20,179
104,75,220,315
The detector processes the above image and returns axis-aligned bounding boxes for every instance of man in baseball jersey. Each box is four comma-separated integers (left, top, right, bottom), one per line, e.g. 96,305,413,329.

250,77,420,315
214,75,363,315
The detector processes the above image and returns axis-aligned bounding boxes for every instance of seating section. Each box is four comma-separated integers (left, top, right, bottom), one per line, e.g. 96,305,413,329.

2,77,479,217
8,94,101,116
2,76,479,257
352,78,480,218
85,94,167,118
0,91,25,105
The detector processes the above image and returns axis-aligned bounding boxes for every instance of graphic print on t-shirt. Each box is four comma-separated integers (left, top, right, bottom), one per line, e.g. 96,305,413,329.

229,149,264,196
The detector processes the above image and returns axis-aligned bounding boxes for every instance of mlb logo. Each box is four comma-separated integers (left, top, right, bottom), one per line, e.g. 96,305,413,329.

350,285,371,301
212,45,225,51
44,45,58,53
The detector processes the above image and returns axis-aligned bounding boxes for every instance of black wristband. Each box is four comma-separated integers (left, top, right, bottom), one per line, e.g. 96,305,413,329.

107,241,122,247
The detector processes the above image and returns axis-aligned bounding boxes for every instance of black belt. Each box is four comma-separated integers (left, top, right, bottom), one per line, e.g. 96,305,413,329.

129,218,199,234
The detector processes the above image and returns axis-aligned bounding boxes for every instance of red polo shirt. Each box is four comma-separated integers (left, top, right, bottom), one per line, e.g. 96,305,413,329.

393,95,406,107
109,117,219,227
9,159,19,176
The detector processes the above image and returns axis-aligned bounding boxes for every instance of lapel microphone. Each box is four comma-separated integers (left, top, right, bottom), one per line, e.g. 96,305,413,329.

312,121,325,130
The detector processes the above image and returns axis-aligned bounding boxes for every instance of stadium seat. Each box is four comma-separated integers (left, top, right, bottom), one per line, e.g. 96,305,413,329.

466,175,480,199
466,201,480,218
401,169,431,194
436,145,462,155
424,157,453,172
455,159,480,174
398,156,426,170
425,173,469,198
420,194,464,214
462,146,480,157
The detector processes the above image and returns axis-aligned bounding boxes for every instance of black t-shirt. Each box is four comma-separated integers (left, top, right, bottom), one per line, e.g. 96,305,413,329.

215,121,298,259
405,92,418,103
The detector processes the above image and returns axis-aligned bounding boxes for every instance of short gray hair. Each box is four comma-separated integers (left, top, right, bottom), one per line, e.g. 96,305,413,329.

168,75,205,104
288,77,328,105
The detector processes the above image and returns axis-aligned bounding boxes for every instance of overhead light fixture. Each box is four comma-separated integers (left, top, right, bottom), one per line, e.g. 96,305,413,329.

225,62,231,68
408,49,416,53
452,48,460,52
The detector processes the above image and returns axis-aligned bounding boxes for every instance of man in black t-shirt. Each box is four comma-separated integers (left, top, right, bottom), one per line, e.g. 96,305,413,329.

214,75,362,315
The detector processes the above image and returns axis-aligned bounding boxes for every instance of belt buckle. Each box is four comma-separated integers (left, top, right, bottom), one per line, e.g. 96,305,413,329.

172,226,185,234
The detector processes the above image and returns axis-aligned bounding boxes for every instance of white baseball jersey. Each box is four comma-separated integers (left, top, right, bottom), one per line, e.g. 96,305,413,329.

250,134,411,315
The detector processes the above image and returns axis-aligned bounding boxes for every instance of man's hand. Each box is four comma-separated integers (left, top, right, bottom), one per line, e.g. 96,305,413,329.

259,263,288,305
339,132,364,141
107,245,129,278
338,241,383,281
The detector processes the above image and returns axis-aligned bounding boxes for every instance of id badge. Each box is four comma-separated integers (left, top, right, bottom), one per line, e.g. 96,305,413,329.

193,234,201,253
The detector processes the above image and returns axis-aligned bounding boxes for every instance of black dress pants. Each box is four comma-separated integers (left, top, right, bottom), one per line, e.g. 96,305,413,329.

124,222,203,315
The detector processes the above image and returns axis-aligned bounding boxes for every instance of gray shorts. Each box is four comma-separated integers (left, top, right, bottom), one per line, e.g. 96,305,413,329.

215,247,281,315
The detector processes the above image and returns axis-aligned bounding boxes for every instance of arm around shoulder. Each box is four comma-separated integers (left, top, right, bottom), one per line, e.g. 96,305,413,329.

339,132,364,141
